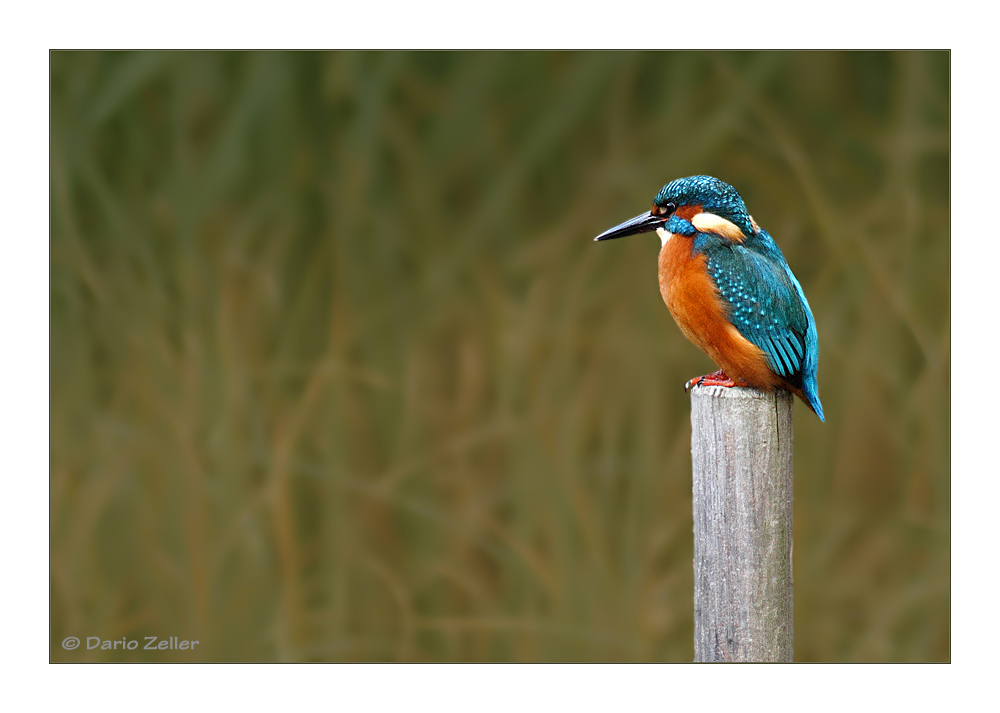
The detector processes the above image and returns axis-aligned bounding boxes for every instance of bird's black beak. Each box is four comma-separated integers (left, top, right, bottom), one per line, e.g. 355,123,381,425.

594,211,667,241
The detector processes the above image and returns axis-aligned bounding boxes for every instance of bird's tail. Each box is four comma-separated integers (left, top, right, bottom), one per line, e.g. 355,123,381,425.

801,377,824,422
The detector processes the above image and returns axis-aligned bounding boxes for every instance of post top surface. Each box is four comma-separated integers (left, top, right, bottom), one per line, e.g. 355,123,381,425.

689,385,793,403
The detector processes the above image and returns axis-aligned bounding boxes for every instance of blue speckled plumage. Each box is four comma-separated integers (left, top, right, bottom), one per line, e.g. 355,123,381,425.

595,175,824,421
705,235,820,410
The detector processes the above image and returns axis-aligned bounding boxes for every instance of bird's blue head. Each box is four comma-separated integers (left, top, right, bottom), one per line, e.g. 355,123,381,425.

595,175,758,244
654,176,756,236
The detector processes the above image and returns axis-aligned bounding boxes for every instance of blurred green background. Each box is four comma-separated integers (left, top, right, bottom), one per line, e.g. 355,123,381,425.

50,51,949,662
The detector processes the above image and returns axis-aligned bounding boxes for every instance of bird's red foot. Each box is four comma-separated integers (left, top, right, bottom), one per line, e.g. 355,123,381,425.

684,369,750,393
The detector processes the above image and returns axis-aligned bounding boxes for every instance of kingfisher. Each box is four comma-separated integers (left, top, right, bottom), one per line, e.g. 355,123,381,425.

595,175,824,421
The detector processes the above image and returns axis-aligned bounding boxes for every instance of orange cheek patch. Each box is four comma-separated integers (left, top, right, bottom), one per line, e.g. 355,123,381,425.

674,204,703,220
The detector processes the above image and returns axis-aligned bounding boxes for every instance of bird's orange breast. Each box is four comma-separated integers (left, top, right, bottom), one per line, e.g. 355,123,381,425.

657,235,781,390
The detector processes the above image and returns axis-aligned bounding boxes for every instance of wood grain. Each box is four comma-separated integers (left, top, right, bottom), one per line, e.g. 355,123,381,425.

690,385,794,662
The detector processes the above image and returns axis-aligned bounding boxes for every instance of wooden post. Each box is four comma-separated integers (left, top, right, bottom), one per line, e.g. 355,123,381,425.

690,385,794,662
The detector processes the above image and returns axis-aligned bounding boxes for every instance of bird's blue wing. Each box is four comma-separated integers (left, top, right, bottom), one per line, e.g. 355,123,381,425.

703,242,810,382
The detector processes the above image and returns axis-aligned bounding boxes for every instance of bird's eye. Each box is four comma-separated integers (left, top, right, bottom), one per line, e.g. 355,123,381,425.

665,202,676,214
652,202,677,216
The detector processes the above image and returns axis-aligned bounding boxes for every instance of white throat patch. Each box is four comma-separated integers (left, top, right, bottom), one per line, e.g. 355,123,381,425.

656,227,672,247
